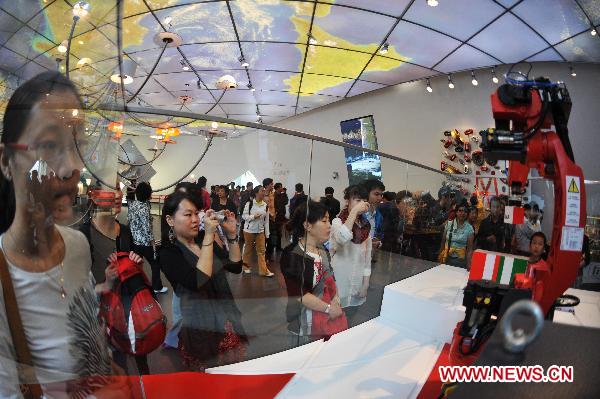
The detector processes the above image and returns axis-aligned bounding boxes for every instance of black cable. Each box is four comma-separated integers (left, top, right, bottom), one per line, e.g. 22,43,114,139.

65,16,79,79
204,89,228,115
126,41,169,104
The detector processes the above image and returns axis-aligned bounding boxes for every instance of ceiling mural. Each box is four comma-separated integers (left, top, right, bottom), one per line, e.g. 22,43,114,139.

0,0,599,127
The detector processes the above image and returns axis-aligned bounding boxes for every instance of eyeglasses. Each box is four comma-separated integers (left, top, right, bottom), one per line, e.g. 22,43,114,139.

7,134,93,165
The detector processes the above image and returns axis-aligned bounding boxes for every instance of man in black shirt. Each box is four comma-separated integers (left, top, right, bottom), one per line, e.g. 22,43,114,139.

320,186,341,220
289,183,308,218
476,196,506,252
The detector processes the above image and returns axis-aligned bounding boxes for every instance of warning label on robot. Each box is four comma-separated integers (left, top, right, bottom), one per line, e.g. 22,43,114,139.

565,175,580,226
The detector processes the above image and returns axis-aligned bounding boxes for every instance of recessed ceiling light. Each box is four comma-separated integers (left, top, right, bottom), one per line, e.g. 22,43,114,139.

379,42,389,55
180,59,190,71
591,28,597,36
426,78,432,93
73,1,90,19
570,66,576,77
57,40,68,53
78,40,84,45
308,33,317,45
427,0,439,7
239,56,249,68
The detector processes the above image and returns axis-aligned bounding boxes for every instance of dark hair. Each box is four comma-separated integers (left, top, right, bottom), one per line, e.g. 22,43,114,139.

218,184,230,195
343,184,368,201
325,186,334,195
160,191,202,244
383,191,396,202
252,185,263,197
396,190,412,203
295,183,304,192
288,200,329,243
135,181,153,202
530,231,547,246
197,176,207,188
175,181,195,193
363,179,385,194
246,181,253,188
1,71,82,234
274,182,282,190
523,203,532,211
456,200,469,212
262,177,273,187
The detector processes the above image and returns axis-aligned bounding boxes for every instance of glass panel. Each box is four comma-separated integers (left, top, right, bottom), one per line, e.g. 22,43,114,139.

386,21,462,68
469,13,549,64
434,45,498,74
326,0,412,18
403,0,505,41
312,3,395,50
512,0,590,44
554,30,600,62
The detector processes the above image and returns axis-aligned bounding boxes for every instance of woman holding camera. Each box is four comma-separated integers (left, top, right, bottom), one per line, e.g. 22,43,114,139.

159,191,246,370
329,185,372,310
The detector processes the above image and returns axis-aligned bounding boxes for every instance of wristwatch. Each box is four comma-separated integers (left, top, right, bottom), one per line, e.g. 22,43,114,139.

226,235,238,243
324,303,331,314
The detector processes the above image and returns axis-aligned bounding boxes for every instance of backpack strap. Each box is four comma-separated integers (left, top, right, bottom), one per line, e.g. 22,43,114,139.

0,251,44,399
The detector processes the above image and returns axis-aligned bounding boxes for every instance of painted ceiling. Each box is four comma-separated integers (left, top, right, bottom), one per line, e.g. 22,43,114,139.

0,0,599,128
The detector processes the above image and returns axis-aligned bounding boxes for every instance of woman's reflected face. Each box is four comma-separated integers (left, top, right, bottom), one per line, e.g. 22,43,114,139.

9,91,84,223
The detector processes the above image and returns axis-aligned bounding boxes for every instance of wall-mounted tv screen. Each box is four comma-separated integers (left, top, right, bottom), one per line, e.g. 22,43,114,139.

340,115,382,185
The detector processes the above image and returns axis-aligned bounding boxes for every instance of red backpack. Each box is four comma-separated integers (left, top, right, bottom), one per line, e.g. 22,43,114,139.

99,252,166,355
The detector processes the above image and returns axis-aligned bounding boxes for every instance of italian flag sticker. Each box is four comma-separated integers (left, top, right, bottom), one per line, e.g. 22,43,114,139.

504,206,525,224
469,250,528,286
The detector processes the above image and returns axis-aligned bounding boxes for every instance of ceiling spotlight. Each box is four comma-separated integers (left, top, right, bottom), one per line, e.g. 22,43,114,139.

57,40,68,53
308,33,318,45
427,0,439,7
591,28,597,36
492,67,499,84
447,74,454,89
72,1,90,19
379,42,389,55
426,78,433,93
211,121,219,130
239,56,249,68
570,66,576,77
110,58,137,85
164,16,173,25
247,82,255,92
471,70,478,86
180,59,189,71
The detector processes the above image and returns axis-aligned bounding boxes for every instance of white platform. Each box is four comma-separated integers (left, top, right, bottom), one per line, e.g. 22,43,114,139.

552,287,600,329
207,265,600,398
208,264,469,399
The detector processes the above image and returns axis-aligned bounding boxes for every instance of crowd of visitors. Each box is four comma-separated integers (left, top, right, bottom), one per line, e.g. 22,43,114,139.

0,72,589,398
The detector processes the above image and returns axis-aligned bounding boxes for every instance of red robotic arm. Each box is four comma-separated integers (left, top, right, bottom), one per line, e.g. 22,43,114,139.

483,81,586,314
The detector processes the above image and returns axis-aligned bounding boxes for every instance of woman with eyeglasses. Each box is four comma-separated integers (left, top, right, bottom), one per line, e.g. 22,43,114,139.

0,72,129,398
438,201,475,270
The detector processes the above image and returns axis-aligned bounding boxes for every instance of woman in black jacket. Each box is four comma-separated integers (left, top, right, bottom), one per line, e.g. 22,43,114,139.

159,191,246,370
281,200,345,345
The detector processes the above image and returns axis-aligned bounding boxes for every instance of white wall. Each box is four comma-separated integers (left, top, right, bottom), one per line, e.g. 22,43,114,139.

275,62,600,184
137,62,599,202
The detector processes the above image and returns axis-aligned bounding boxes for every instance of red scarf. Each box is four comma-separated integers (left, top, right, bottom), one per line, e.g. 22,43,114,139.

338,208,371,244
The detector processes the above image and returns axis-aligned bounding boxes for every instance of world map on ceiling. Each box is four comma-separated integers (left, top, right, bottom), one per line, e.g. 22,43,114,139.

1,0,599,126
